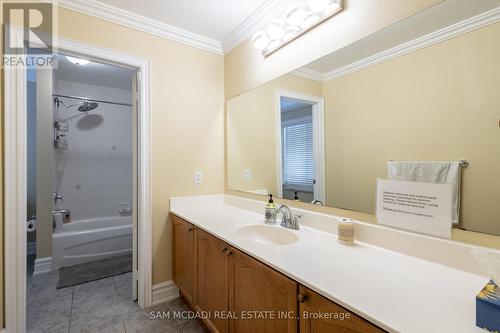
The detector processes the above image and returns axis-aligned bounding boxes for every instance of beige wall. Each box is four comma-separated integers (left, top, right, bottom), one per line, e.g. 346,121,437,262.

323,22,500,235
59,9,225,284
224,0,441,99
36,69,54,258
0,36,3,327
227,74,322,195
61,9,222,284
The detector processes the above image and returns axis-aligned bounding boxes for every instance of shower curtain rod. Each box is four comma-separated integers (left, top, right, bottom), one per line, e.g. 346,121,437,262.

53,94,133,107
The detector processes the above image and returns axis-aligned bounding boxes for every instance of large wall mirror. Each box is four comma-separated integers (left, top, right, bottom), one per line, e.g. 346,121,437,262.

227,13,500,237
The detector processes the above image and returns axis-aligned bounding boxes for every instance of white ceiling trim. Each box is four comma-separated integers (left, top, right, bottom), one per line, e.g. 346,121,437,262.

221,0,297,53
56,0,224,55
290,67,324,82
291,6,500,83
323,6,500,81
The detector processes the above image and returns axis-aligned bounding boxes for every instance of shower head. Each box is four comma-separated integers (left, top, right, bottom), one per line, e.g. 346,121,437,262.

78,101,98,112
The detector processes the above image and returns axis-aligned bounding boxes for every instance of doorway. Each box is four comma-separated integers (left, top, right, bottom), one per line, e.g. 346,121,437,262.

4,36,152,333
26,52,137,332
276,90,325,204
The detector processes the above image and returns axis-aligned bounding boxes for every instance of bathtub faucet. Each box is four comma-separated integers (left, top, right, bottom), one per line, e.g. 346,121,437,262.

53,191,63,206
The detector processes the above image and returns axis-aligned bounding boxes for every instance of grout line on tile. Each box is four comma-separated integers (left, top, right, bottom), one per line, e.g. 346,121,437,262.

112,274,129,332
68,282,75,333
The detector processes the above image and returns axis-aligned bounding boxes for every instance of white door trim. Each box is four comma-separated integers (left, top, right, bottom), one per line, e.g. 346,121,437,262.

4,36,153,333
275,89,326,203
4,28,28,333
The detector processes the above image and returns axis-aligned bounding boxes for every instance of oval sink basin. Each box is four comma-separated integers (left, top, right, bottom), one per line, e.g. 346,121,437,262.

237,225,299,246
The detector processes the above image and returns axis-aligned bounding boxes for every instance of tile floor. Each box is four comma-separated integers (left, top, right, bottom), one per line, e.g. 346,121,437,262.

27,271,204,333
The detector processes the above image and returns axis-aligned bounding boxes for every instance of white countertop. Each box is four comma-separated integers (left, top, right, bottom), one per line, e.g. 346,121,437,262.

170,196,491,333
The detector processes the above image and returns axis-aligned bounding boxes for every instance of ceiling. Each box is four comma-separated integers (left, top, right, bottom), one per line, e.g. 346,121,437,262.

58,0,295,54
95,0,267,41
53,54,135,91
57,0,500,65
303,0,500,75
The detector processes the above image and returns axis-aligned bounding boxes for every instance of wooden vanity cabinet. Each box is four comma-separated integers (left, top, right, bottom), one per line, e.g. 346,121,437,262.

172,214,195,304
228,248,298,333
298,285,385,333
172,215,386,333
194,228,230,333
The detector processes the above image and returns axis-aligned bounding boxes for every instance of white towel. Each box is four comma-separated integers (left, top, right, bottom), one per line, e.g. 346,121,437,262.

387,161,461,224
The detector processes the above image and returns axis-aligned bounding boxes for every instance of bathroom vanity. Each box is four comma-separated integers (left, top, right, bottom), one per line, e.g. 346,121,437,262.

170,195,493,333
173,214,383,333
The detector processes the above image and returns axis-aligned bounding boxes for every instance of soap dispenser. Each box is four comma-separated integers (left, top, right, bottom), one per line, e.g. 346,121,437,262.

265,194,277,224
294,191,300,201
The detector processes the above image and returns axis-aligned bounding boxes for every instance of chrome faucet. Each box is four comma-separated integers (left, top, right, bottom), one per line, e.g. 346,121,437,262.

53,191,63,206
274,205,301,230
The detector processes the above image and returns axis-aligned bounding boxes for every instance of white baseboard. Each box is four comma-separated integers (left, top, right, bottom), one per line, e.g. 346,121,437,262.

33,257,52,275
27,242,36,256
151,280,179,306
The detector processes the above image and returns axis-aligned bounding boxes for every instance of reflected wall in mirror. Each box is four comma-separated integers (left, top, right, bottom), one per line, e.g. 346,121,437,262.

278,94,324,204
227,74,325,204
227,20,500,236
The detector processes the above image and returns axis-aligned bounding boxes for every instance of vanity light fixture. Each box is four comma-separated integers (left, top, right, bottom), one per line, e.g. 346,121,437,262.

252,0,344,56
308,0,330,12
267,20,286,40
65,56,90,66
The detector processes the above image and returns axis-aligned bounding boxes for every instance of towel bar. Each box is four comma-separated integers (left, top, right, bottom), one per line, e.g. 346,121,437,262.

388,160,469,167
459,160,469,167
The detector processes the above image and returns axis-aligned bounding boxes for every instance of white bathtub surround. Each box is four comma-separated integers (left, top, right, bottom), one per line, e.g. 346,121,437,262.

170,194,498,333
53,80,133,222
33,257,53,275
52,216,132,268
27,242,36,256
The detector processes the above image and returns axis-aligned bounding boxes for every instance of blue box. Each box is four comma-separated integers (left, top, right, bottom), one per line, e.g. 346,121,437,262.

476,280,500,332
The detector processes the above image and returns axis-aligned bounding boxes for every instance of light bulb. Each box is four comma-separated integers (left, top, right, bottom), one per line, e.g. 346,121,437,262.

286,4,308,27
301,14,320,29
252,31,271,50
266,40,282,52
283,25,300,42
65,56,90,66
267,20,285,40
324,1,341,16
308,0,329,12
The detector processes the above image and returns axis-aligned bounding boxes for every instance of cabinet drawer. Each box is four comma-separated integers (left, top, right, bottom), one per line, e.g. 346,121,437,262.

298,285,386,333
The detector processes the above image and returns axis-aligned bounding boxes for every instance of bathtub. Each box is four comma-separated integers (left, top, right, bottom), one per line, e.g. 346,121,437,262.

52,215,132,268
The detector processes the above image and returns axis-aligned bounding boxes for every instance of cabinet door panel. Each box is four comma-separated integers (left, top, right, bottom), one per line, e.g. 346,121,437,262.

299,286,385,333
229,248,298,333
172,215,194,304
195,229,229,333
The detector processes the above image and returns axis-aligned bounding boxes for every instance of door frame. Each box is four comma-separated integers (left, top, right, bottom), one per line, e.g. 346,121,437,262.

275,89,326,203
4,35,153,333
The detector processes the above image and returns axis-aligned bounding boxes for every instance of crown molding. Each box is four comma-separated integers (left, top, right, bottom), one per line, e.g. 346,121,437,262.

222,0,296,54
55,0,224,55
290,67,324,82
322,6,500,81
